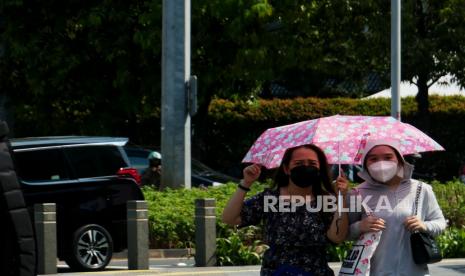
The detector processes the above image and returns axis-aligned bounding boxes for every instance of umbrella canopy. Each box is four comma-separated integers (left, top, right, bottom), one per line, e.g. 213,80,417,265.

242,115,444,169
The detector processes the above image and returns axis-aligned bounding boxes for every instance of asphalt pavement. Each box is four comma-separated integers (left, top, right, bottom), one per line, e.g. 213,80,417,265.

46,258,465,276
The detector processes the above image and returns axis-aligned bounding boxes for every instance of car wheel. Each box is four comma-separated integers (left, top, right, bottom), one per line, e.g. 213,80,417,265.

65,224,113,271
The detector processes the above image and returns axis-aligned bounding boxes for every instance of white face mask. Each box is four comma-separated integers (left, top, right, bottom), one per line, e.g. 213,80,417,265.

368,161,399,183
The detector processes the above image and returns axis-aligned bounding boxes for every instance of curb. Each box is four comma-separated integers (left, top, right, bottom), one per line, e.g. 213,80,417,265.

113,248,195,259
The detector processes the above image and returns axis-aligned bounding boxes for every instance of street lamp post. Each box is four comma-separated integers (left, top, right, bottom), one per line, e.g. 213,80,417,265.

161,0,192,189
391,0,401,121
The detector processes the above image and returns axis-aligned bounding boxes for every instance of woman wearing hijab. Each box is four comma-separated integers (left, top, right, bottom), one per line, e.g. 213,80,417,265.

347,139,446,276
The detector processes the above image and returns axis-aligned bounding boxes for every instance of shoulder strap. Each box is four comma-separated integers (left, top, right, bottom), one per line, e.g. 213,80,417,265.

413,181,422,216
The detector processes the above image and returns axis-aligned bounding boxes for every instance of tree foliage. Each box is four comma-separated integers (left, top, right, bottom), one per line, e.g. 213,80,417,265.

191,0,274,109
1,0,163,137
1,0,465,139
256,1,390,97
192,0,392,100
401,0,465,119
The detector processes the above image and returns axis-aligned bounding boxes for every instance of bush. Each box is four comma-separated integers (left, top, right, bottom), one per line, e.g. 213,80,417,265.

431,180,465,227
142,182,265,248
437,227,465,258
327,241,353,262
216,226,268,266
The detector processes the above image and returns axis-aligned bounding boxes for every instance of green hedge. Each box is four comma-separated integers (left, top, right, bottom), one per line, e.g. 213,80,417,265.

142,182,269,248
205,96,465,181
431,180,465,227
438,227,465,258
143,180,465,263
208,96,465,122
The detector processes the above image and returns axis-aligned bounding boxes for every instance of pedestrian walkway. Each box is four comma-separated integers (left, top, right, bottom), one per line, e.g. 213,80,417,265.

46,258,465,276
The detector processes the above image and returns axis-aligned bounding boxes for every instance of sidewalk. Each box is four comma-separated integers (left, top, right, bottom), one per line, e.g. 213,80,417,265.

48,258,465,276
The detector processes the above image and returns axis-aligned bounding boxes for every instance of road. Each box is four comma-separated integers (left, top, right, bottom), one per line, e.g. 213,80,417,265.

51,258,465,275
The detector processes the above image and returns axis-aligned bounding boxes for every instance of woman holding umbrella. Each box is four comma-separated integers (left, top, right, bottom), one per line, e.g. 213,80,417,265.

223,144,349,276
347,139,446,275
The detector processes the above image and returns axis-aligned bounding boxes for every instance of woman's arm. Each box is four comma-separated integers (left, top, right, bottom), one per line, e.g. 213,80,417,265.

222,164,261,226
327,198,349,244
327,175,349,243
422,184,447,236
222,187,249,225
346,189,363,240
404,183,446,236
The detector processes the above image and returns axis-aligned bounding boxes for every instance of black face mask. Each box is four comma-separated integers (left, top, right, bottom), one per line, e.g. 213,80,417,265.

289,165,321,188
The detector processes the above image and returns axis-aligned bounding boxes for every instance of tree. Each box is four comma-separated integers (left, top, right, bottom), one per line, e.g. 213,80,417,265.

191,0,393,101
2,0,465,143
402,0,465,124
0,0,163,139
243,0,465,120
191,0,273,105
258,0,391,97
190,0,274,155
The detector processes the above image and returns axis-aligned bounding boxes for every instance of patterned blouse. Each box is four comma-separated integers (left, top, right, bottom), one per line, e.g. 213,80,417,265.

240,188,335,276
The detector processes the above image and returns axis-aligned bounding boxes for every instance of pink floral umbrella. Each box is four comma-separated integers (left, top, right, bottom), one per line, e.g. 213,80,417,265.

242,115,444,169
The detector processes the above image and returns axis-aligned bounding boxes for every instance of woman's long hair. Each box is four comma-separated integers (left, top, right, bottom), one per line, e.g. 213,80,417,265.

273,144,335,196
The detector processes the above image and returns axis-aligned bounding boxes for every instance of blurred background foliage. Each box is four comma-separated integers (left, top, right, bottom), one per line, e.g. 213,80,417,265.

1,0,465,178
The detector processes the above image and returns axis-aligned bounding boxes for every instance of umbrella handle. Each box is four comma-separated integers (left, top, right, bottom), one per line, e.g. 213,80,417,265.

337,141,342,217
331,179,343,217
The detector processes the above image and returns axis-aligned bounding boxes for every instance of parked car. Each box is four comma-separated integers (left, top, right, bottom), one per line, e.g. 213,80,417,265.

124,146,239,187
10,136,144,271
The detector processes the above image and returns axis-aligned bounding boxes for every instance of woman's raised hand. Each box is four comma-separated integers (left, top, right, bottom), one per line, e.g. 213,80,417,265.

335,175,349,196
242,164,262,188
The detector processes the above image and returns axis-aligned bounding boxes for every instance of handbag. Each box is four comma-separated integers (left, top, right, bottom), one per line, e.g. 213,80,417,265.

410,182,442,264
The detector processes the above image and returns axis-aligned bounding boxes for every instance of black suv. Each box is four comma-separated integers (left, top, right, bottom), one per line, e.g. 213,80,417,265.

11,136,144,271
